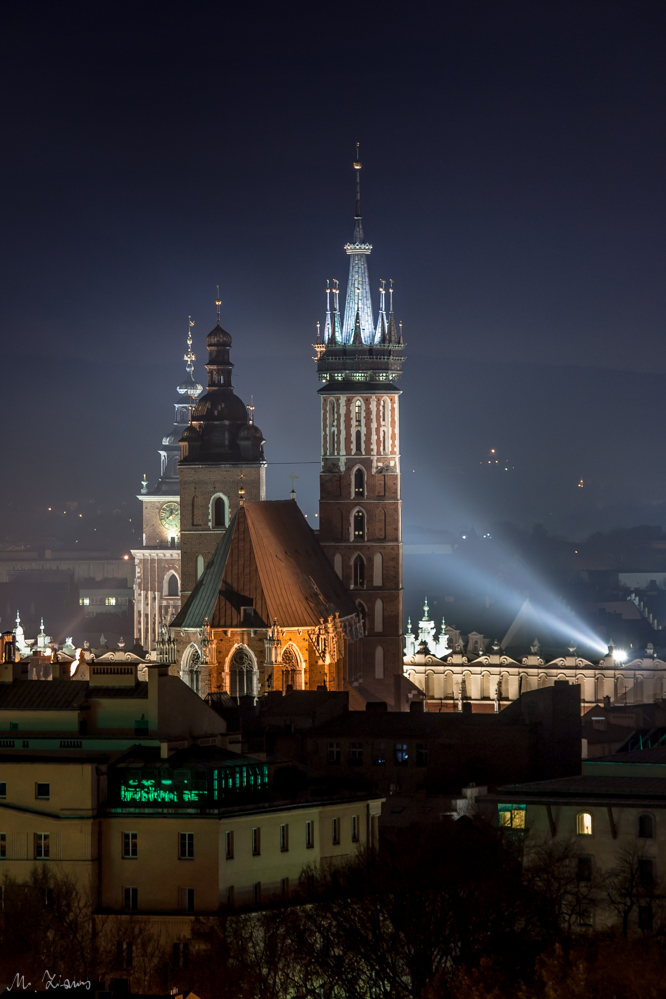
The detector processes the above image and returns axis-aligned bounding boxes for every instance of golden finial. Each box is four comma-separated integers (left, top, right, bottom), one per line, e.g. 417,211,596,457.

215,285,221,324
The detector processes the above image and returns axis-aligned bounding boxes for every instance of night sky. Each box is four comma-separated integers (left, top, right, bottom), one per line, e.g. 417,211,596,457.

2,0,665,552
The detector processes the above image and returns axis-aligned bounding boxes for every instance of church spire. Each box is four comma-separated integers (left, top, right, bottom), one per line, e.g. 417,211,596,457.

342,145,374,344
376,278,388,342
323,280,332,342
387,279,399,344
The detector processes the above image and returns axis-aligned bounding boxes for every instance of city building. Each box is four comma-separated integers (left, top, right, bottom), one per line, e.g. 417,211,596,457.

131,321,203,651
404,600,666,713
315,152,405,702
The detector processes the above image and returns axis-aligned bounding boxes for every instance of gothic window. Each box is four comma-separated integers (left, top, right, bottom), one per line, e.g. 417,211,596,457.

167,574,179,597
354,400,362,425
355,429,362,454
353,556,365,589
374,598,383,633
328,400,336,455
180,644,201,695
212,495,227,528
373,552,383,586
281,644,302,692
354,468,365,498
356,601,367,634
196,555,204,580
229,645,257,699
374,646,384,680
381,430,387,453
353,510,365,539
381,399,387,424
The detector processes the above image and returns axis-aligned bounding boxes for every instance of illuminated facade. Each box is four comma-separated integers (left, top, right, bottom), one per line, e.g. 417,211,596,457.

315,154,406,704
176,302,266,684
131,322,203,650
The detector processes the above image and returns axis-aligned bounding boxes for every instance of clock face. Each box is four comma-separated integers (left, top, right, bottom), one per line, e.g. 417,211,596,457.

159,502,180,532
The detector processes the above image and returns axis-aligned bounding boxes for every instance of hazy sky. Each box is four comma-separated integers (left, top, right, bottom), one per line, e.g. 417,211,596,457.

2,0,665,547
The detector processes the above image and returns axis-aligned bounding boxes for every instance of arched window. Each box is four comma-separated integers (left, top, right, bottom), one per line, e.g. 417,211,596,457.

373,552,383,586
501,672,510,699
212,494,228,528
328,400,336,455
354,468,365,498
354,400,362,425
280,643,303,692
180,644,202,695
334,553,343,579
374,646,384,680
356,601,367,634
167,573,179,597
381,399,387,424
481,673,491,699
576,813,593,836
377,508,386,539
381,429,387,453
616,675,625,700
634,676,644,702
353,555,365,588
229,645,258,699
444,672,453,698
353,510,365,539
639,814,654,839
374,598,383,633
595,675,604,701
355,429,362,454
196,555,205,580
425,671,434,697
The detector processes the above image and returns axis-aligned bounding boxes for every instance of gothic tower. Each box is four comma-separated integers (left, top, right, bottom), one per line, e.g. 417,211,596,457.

315,153,405,697
178,299,266,602
131,320,203,650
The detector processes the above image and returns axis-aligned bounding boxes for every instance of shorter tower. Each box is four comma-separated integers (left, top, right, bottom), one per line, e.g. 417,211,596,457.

131,319,203,650
178,300,266,605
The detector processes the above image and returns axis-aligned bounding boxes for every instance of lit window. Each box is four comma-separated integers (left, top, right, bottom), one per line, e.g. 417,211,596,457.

353,510,365,539
394,743,409,766
576,812,593,836
354,400,362,425
498,804,526,829
354,468,365,498
79,597,90,606
105,597,116,607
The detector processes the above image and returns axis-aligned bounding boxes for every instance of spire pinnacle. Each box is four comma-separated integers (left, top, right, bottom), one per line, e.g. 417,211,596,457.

215,285,221,325
353,141,362,218
247,395,255,425
343,148,374,342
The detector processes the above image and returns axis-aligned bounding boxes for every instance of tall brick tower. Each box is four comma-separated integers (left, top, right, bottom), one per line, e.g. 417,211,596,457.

178,298,266,605
315,151,405,699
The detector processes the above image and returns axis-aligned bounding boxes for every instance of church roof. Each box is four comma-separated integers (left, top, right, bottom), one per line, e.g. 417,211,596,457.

172,501,358,631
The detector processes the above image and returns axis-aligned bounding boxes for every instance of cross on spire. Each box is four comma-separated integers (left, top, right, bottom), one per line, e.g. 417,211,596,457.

288,471,298,500
215,285,221,324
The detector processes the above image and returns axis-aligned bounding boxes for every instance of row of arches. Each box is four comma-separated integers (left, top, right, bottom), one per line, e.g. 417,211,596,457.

180,642,307,698
326,398,393,457
191,493,230,529
333,551,383,589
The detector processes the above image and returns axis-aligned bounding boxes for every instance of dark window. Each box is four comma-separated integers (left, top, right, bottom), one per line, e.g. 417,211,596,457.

180,888,194,913
351,815,359,843
354,468,365,498
639,859,654,885
213,496,226,527
241,605,254,623
225,831,234,859
0,782,6,798
10,722,18,732
355,429,362,453
394,743,409,766
416,743,428,767
280,824,289,852
332,818,340,845
252,827,261,856
79,719,87,735
578,905,593,927
117,941,133,969
350,742,364,765
36,782,50,800
354,510,365,539
639,904,653,931
123,832,137,858
577,856,592,882
353,555,365,588
639,814,654,839
123,887,138,911
253,882,261,905
179,832,194,859
327,742,341,765
168,574,179,596
306,820,314,848
172,942,190,969
372,741,386,765
0,833,5,858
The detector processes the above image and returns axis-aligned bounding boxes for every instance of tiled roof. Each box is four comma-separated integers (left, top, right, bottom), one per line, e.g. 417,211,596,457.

0,680,88,712
175,501,358,630
497,775,666,800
